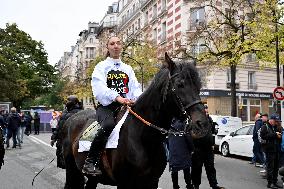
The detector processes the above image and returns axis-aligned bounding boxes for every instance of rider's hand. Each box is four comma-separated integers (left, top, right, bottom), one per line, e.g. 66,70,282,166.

115,96,134,106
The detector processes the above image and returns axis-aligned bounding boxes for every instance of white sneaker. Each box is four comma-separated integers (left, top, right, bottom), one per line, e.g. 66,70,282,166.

260,169,266,173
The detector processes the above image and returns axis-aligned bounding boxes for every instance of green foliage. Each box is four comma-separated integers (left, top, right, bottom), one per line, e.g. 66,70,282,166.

0,23,56,108
121,38,158,89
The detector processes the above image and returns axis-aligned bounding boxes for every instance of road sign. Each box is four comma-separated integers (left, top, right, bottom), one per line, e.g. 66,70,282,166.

273,86,284,100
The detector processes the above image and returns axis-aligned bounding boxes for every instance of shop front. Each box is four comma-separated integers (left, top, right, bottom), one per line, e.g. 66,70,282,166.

200,89,274,122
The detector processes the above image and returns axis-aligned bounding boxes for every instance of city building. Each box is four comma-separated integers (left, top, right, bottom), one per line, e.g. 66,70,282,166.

96,2,119,57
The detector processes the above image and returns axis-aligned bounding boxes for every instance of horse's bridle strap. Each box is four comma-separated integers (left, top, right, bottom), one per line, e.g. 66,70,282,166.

126,105,189,136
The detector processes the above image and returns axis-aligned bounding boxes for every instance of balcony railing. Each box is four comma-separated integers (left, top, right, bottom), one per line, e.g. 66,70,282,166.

160,33,166,43
248,83,257,90
226,82,240,89
189,21,206,31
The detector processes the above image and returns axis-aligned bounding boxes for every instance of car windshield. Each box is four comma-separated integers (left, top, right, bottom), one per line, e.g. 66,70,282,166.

235,126,251,135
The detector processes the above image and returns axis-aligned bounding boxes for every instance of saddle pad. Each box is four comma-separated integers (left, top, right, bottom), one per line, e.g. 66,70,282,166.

78,110,129,152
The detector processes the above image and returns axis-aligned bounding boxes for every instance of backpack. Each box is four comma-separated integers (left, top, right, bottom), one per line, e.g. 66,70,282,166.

257,124,268,144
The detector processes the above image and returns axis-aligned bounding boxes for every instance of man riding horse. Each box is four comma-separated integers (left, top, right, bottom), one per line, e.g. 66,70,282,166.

82,36,142,176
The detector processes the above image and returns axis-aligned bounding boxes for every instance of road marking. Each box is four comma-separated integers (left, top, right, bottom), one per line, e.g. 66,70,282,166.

29,136,56,149
29,137,40,144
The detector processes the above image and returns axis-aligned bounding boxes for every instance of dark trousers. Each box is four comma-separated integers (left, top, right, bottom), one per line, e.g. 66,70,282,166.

25,124,31,134
191,147,218,187
6,128,17,147
34,124,39,134
265,152,279,184
88,104,119,158
253,141,265,164
171,167,192,189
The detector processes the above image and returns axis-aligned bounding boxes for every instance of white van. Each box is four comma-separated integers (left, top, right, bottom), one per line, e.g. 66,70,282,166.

210,115,242,146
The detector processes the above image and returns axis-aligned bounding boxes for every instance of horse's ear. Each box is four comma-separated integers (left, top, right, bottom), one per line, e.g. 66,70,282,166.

164,52,176,73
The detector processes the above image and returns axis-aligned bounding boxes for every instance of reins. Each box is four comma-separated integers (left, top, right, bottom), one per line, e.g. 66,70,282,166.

126,105,189,136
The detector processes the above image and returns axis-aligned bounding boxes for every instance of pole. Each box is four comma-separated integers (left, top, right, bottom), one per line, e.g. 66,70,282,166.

141,65,144,92
275,15,281,117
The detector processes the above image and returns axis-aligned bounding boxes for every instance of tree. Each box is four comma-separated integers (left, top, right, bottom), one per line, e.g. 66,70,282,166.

121,36,158,91
0,23,56,108
180,0,261,116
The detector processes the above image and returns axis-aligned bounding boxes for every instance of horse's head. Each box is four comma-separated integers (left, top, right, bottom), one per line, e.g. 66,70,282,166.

163,53,210,138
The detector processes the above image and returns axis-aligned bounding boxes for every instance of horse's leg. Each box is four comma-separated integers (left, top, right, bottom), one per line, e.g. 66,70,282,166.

64,153,85,189
85,177,98,189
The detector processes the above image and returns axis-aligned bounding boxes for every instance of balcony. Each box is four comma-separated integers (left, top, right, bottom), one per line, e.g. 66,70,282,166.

158,5,167,18
248,83,257,90
140,0,151,10
118,8,141,30
188,21,206,31
160,33,166,44
226,82,240,89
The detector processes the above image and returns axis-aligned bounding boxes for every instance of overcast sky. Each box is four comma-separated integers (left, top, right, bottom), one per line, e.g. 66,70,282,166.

0,0,117,65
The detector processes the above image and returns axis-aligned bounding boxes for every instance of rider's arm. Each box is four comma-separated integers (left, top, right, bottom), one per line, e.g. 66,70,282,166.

127,66,142,101
91,61,119,106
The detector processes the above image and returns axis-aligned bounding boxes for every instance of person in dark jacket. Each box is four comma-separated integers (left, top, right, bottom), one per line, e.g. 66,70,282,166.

191,105,224,189
6,107,21,149
24,112,32,136
252,113,268,166
168,118,194,189
260,113,282,188
33,112,40,135
50,95,83,169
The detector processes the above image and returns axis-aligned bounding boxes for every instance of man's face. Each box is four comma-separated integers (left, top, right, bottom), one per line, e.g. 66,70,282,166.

262,116,268,122
269,119,277,126
107,37,122,59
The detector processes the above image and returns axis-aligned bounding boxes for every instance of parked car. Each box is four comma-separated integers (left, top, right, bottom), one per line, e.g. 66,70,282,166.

219,124,254,157
211,115,243,146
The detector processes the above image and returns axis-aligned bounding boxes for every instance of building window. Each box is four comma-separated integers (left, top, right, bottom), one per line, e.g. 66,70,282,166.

89,38,93,44
238,99,261,122
144,11,149,25
138,18,141,29
248,71,257,90
247,53,256,62
190,7,205,30
191,39,206,56
153,4,157,19
161,0,167,11
153,28,157,44
161,22,166,43
89,47,94,59
269,99,275,115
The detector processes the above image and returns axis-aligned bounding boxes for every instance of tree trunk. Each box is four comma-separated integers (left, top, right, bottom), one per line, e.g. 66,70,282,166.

230,64,237,117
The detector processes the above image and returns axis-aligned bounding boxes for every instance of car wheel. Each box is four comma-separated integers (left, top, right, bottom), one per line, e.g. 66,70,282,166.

221,142,230,157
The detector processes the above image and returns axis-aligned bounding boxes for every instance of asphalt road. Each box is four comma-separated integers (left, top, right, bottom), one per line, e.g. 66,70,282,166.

0,133,278,189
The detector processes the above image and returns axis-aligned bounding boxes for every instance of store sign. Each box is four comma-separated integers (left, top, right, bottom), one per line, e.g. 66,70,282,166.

200,89,273,99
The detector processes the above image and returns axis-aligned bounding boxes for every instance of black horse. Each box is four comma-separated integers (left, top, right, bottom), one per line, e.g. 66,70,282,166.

61,53,210,189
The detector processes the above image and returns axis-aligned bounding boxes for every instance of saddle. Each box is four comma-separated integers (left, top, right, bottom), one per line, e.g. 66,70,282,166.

78,106,128,181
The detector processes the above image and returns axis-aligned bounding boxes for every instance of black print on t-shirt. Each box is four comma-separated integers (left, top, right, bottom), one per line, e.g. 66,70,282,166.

107,70,129,97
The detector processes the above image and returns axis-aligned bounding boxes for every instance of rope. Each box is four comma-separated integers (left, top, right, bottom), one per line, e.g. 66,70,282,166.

32,157,55,187
126,105,189,136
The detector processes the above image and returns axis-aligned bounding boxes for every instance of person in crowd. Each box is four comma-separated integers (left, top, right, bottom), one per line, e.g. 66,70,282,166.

6,107,21,149
17,111,26,144
168,117,194,189
260,113,282,188
252,113,268,167
24,111,32,136
50,95,83,168
50,114,58,134
33,112,40,135
82,36,142,176
191,105,224,189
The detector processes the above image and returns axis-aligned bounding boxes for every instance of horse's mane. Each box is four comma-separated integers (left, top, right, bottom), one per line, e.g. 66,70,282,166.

135,60,201,110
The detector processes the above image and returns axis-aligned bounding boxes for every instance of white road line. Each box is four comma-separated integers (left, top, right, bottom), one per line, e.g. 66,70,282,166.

29,135,56,149
29,137,40,144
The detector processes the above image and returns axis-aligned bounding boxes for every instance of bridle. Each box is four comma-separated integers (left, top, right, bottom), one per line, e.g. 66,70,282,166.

127,70,202,136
